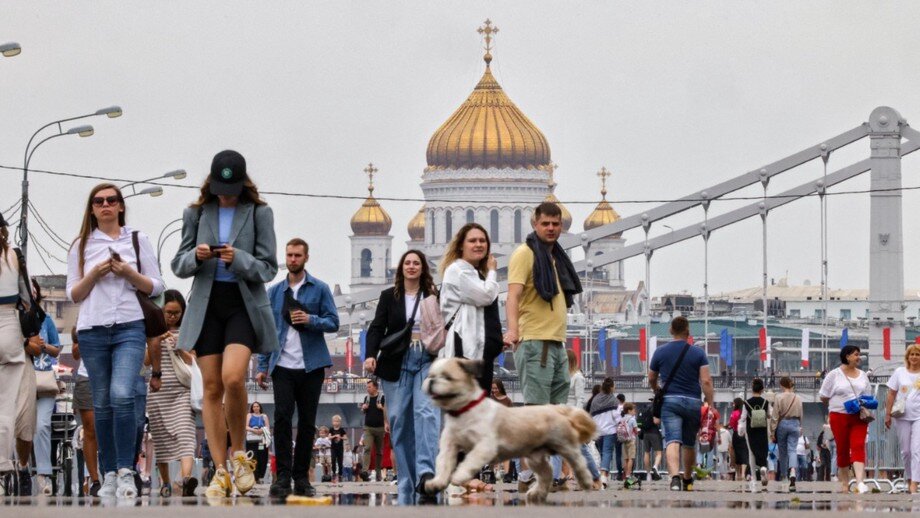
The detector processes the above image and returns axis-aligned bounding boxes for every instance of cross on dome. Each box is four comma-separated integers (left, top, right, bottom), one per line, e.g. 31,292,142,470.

597,166,611,199
364,162,378,194
477,19,499,65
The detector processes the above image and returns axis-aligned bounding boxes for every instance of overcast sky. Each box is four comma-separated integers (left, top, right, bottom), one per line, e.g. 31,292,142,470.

3,1,920,299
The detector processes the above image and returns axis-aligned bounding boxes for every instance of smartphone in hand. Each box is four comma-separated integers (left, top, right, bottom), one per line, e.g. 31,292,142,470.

209,244,224,257
108,246,122,262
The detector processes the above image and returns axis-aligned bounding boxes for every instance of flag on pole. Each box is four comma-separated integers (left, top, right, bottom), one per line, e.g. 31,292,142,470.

597,328,607,365
639,328,647,362
573,336,582,364
649,335,659,363
720,329,729,361
801,328,810,368
915,335,920,345
726,333,734,367
840,327,849,348
359,329,367,361
759,327,767,362
611,339,620,368
766,336,773,366
883,327,891,361
345,337,354,372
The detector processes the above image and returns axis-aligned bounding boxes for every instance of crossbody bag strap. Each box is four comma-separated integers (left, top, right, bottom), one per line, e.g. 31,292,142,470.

132,231,142,274
408,291,421,322
13,248,36,307
660,343,691,397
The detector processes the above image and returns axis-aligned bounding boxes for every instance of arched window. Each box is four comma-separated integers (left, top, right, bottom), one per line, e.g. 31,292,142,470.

490,209,500,242
466,209,474,224
445,211,453,243
360,249,372,278
514,209,522,243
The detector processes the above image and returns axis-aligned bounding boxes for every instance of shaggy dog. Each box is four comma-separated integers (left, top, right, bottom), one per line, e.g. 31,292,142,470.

421,358,596,502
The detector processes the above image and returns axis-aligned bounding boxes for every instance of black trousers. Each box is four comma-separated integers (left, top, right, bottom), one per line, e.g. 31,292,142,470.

272,366,325,480
331,446,344,478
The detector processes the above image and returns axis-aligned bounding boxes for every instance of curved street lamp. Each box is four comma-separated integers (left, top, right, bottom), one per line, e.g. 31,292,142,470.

124,186,163,199
122,169,187,192
1,42,21,57
18,106,123,259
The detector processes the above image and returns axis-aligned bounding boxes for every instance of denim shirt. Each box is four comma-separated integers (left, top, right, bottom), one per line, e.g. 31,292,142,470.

33,315,60,371
259,272,339,375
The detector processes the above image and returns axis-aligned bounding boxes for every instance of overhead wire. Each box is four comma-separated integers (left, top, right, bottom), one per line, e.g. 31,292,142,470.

27,230,58,274
28,201,72,250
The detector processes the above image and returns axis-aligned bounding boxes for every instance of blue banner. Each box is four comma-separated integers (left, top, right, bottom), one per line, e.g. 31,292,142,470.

726,333,734,367
597,328,607,365
720,328,729,361
359,329,367,361
840,327,848,349
610,339,619,368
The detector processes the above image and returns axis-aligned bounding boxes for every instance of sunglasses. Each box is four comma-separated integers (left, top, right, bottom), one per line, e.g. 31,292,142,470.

92,195,121,207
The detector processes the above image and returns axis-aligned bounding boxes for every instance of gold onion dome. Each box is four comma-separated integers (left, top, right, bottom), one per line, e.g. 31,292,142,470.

350,163,392,236
543,163,572,232
426,20,551,171
408,205,426,241
584,167,621,236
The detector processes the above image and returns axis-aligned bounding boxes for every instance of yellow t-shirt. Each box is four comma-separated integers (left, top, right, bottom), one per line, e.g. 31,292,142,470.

507,244,566,342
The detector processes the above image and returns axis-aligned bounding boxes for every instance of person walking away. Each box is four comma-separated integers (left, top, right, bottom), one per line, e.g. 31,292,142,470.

173,151,279,497
648,316,714,492
146,290,198,497
589,377,619,488
729,398,748,481
358,380,388,481
694,401,720,480
717,423,731,480
819,345,873,494
638,402,663,481
885,343,920,494
329,415,347,483
745,378,771,489
256,237,337,497
553,349,601,489
71,327,100,496
771,376,803,492
244,402,270,484
620,403,640,488
364,249,440,502
67,183,165,498
504,202,583,491
29,281,62,496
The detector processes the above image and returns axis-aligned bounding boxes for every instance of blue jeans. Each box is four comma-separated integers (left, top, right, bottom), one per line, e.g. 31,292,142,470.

661,397,702,447
551,445,601,481
775,418,800,478
599,434,617,473
77,320,146,473
34,396,56,475
133,375,147,461
380,344,440,504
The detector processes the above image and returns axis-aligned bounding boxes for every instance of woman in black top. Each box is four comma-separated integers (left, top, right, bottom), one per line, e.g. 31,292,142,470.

364,250,440,504
745,378,770,484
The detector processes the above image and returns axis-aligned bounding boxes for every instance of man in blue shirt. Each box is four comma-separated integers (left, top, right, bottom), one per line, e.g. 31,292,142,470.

257,238,339,497
648,316,713,492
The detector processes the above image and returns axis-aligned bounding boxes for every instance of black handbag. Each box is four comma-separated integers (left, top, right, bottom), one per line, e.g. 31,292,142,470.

651,342,691,418
13,248,45,338
131,231,168,338
377,294,421,359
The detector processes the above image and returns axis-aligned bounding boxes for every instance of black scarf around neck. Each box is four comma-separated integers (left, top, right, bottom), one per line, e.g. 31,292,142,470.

525,232,582,309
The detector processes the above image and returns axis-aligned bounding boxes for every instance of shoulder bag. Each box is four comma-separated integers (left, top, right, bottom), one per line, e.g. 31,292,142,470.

891,370,914,418
844,371,876,423
131,231,168,337
652,342,691,418
13,248,46,338
166,334,192,388
377,293,421,359
419,294,460,355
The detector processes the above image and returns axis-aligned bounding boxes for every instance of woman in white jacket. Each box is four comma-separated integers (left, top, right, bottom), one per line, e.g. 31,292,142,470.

439,223,499,390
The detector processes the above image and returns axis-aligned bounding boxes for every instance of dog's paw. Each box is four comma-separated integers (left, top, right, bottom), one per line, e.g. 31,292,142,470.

525,487,549,503
424,478,447,495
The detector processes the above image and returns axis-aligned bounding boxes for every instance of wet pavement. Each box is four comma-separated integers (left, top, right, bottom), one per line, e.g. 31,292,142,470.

3,481,920,517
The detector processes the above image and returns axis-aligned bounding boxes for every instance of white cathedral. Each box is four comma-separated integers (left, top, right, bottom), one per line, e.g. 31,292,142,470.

347,20,644,322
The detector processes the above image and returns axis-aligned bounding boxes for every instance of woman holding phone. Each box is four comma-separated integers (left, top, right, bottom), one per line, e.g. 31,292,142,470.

171,150,278,498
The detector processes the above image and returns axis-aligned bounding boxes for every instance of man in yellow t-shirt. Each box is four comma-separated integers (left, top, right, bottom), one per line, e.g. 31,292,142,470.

504,202,570,406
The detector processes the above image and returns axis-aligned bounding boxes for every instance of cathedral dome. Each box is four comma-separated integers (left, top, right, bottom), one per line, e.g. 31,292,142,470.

407,205,426,241
350,163,392,236
543,163,571,232
584,167,621,236
426,21,550,171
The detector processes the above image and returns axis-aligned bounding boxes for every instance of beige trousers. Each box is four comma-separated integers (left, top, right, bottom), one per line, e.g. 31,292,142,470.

0,307,26,472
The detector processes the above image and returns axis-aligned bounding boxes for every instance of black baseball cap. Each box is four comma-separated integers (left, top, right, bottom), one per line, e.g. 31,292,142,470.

209,150,247,196
0,212,7,228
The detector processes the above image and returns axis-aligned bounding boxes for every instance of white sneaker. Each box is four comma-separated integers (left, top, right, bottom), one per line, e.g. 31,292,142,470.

115,469,137,498
856,482,870,494
600,474,609,489
98,471,118,498
36,475,52,496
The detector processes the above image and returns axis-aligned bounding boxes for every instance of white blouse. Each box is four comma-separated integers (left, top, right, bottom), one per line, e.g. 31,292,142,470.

819,367,872,413
439,260,498,360
66,226,165,330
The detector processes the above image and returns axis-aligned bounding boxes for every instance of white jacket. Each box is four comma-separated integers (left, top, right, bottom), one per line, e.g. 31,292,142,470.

439,260,498,360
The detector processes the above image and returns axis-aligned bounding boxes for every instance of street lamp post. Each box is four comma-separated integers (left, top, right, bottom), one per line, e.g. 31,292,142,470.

18,106,122,259
1,42,21,57
124,186,164,199
121,169,187,194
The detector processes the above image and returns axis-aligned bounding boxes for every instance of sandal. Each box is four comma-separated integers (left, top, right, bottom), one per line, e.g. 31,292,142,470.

159,484,172,498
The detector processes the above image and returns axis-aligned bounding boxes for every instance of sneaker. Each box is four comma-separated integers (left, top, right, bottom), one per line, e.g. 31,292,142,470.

624,477,640,490
159,484,172,498
36,474,53,496
206,467,232,498
181,477,198,497
681,477,694,491
89,480,101,497
599,474,608,490
760,467,768,489
788,476,796,493
17,467,31,496
230,450,256,495
270,476,292,497
98,472,117,498
651,467,662,481
670,476,682,491
115,469,138,498
856,482,870,494
293,477,316,497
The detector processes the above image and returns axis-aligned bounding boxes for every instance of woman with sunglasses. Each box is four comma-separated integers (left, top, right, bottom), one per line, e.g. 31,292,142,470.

171,150,278,497
67,183,165,498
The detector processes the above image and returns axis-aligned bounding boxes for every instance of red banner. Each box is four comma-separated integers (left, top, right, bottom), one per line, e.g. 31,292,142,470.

759,327,767,362
345,337,353,372
639,327,647,362
915,335,920,345
883,327,891,361
572,336,582,363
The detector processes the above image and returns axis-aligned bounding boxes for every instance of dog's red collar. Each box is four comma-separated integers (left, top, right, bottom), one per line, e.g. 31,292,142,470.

448,390,488,417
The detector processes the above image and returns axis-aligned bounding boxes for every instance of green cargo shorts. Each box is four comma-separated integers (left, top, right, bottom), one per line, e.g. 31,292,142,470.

513,339,570,405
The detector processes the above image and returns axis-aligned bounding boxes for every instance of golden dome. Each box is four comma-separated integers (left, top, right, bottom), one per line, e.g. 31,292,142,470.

543,163,571,232
584,167,621,235
351,163,392,236
426,22,550,171
408,205,425,241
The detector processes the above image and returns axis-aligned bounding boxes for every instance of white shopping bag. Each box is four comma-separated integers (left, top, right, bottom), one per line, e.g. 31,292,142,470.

190,357,204,412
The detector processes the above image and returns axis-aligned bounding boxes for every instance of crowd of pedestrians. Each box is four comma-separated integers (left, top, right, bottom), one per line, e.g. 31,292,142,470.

1,159,919,502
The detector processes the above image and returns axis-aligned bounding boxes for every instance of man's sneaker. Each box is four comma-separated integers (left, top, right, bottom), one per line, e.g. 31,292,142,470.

181,476,198,497
670,476,682,491
788,476,796,493
230,450,256,495
204,468,232,498
269,476,292,498
651,467,662,481
115,468,138,498
599,474,608,489
681,477,694,491
17,467,31,496
97,472,117,498
293,477,316,497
